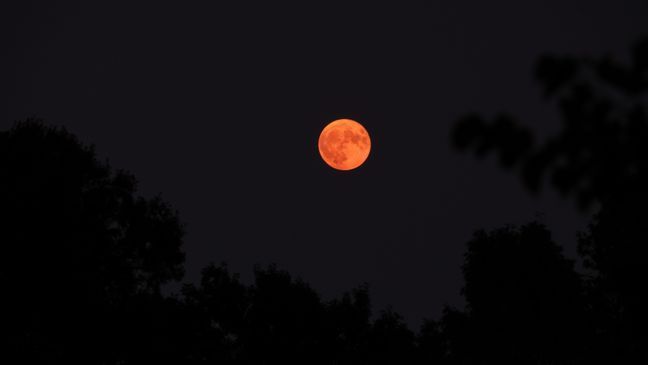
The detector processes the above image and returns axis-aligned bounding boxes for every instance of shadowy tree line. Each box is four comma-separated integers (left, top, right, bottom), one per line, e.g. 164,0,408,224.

3,37,647,364
453,36,648,363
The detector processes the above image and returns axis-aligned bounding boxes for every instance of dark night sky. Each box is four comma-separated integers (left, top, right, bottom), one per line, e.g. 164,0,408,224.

2,1,647,326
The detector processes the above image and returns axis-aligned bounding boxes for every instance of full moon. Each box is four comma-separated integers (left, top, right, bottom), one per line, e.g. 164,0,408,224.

318,119,371,171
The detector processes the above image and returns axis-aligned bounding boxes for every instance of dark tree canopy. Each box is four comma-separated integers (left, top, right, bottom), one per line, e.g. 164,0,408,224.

452,36,648,363
1,120,186,363
453,37,648,210
456,223,586,364
181,263,419,364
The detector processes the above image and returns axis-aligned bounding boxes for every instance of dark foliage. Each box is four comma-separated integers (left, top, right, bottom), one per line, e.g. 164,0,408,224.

453,37,648,210
451,223,587,364
181,264,419,364
1,120,186,364
452,36,648,363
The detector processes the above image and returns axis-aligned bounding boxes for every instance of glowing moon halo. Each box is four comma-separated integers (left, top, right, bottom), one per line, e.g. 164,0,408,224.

318,119,371,171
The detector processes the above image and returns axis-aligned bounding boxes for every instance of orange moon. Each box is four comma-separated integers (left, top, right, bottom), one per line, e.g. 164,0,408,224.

318,119,371,171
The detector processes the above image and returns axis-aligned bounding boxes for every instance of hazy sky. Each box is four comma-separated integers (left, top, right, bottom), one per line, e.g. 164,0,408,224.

2,0,647,326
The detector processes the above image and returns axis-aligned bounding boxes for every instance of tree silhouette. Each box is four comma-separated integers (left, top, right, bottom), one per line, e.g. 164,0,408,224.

182,263,423,364
415,317,448,364
453,37,648,210
452,36,648,362
444,223,587,364
1,120,186,364
366,308,417,364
